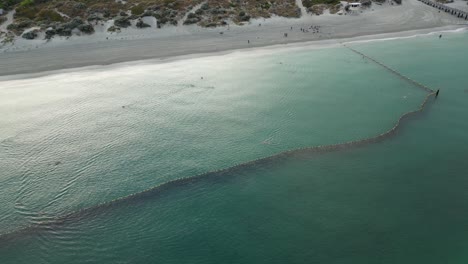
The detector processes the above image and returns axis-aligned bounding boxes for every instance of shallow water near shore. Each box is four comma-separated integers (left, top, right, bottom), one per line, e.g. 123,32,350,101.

0,31,467,263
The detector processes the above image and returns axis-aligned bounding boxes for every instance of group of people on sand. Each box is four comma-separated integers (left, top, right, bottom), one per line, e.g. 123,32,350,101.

282,25,322,37
247,24,323,44
299,25,321,34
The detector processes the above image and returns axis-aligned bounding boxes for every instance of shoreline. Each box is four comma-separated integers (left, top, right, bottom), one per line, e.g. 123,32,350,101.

0,25,463,81
0,0,465,78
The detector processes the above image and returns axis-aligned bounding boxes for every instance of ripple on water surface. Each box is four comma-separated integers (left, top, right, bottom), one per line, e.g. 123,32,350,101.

2,34,468,263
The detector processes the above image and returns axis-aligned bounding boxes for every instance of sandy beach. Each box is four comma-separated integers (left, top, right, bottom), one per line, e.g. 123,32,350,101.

0,0,464,77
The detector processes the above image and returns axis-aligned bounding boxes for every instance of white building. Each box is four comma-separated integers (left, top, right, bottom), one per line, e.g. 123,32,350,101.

349,2,362,10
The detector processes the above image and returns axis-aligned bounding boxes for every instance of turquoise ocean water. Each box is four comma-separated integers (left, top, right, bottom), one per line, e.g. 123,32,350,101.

0,30,467,263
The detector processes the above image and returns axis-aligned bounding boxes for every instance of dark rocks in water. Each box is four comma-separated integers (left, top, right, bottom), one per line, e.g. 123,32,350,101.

77,24,94,34
22,30,38,40
114,16,131,28
120,11,128,16
54,161,61,166
136,19,151,28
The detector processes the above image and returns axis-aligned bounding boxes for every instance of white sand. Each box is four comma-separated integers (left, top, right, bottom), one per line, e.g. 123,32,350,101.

0,10,15,32
0,0,464,76
295,0,309,17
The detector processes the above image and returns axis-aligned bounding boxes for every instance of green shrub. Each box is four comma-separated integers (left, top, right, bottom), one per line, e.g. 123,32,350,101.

303,0,340,7
36,9,64,22
131,5,144,15
19,0,34,7
1,0,23,10
15,5,38,20
0,16,7,25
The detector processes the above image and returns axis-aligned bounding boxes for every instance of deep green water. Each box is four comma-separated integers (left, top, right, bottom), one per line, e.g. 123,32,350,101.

0,30,467,263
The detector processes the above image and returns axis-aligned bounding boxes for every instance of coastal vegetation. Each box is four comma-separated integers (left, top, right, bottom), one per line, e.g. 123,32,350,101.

0,0,22,10
0,0,381,40
302,0,341,14
0,16,7,25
